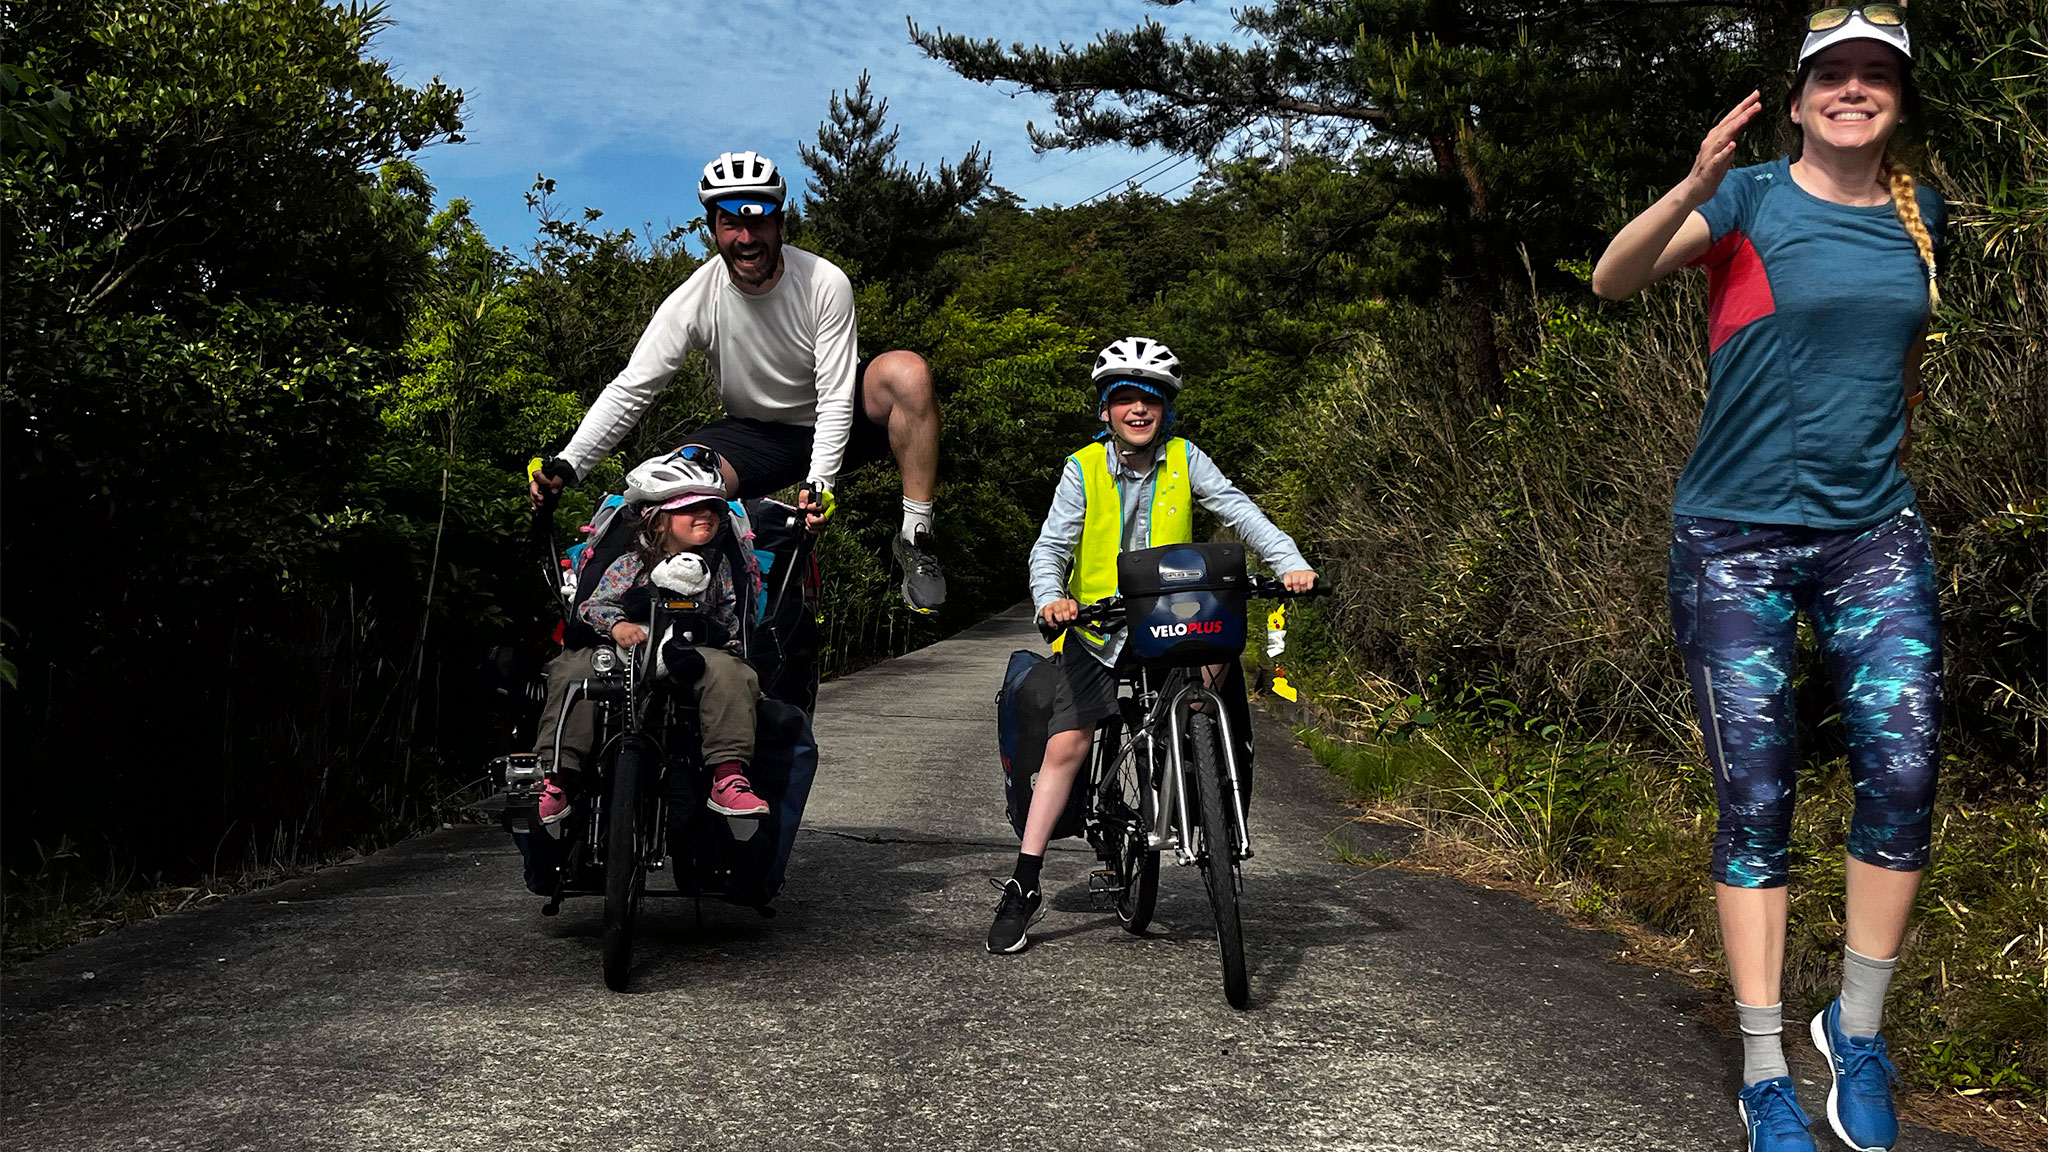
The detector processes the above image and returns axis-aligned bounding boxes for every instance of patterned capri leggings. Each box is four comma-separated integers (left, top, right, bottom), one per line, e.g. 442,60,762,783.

1668,506,1942,889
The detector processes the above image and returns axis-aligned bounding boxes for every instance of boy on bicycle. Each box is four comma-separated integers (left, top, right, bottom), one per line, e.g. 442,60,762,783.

988,338,1317,954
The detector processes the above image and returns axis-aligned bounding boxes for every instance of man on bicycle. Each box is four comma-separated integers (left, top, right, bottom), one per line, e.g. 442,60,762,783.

530,149,945,613
987,337,1316,954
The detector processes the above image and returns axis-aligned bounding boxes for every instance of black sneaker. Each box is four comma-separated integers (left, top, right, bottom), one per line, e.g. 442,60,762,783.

984,877,1042,954
893,528,947,614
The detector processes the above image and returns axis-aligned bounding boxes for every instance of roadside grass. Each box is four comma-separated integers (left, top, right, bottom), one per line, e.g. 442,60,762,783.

1277,681,2047,1146
1,838,257,965
2,774,506,967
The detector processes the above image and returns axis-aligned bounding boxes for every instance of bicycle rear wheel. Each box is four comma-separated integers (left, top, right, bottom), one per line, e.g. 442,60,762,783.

1110,744,1159,933
601,737,646,992
1189,712,1248,1008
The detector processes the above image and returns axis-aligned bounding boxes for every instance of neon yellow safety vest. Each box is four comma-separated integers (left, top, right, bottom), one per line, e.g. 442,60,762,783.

1057,437,1193,654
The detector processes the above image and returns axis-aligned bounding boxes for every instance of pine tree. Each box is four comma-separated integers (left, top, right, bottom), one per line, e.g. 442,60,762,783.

914,0,1792,399
799,71,994,297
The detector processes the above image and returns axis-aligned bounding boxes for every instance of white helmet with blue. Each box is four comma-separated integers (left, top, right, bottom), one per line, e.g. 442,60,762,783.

1091,337,1183,408
698,150,787,218
624,449,726,511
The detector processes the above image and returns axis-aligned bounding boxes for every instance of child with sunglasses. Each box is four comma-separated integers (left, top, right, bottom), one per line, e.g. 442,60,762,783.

1592,7,1940,1152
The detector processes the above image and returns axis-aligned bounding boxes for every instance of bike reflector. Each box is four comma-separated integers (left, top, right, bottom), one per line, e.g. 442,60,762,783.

1120,542,1249,665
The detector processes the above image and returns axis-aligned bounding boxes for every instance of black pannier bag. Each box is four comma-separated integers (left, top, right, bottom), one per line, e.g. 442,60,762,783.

1120,542,1250,665
663,698,818,907
995,650,1086,841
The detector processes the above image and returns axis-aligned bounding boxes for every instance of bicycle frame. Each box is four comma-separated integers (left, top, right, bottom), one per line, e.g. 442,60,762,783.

1100,664,1255,868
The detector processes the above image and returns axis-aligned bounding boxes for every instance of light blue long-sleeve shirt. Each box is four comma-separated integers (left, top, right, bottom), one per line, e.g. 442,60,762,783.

1028,437,1311,666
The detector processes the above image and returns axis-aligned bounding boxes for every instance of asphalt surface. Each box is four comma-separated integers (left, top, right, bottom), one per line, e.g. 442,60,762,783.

2,605,1994,1151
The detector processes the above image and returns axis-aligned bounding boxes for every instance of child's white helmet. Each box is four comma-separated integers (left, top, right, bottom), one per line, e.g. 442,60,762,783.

625,450,726,510
1091,337,1183,404
697,150,786,217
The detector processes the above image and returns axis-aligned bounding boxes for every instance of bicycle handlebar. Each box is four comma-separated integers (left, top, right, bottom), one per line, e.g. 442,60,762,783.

1034,577,1329,643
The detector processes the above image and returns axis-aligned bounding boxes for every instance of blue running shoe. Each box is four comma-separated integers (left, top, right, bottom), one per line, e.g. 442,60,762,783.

1738,1076,1817,1152
1811,998,1900,1151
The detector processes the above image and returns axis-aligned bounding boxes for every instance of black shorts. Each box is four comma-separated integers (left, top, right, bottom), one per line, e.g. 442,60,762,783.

1048,648,1125,736
686,357,894,499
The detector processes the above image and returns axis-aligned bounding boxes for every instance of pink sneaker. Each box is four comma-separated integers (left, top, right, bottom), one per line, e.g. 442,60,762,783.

707,772,769,817
538,780,571,821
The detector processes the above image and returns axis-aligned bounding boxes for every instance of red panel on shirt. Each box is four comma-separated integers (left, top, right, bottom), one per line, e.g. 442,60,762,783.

1692,230,1775,355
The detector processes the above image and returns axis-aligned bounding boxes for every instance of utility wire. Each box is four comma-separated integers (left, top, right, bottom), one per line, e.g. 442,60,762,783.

1072,125,1248,207
1010,150,1102,192
1074,151,1180,206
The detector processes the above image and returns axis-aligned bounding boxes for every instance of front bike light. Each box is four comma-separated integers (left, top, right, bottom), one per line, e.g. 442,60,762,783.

591,646,620,675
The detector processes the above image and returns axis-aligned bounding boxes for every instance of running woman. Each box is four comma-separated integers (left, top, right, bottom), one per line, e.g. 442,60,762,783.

532,150,946,614
1592,8,1942,1152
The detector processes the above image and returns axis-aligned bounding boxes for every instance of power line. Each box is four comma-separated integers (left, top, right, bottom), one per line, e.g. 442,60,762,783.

1071,125,1248,207
1074,151,1181,206
1010,151,1102,192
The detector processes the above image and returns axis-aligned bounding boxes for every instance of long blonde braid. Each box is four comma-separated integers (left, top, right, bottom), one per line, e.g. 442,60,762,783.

1884,153,1940,313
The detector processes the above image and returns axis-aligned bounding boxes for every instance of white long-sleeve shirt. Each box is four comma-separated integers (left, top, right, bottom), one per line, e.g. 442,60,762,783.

560,245,860,487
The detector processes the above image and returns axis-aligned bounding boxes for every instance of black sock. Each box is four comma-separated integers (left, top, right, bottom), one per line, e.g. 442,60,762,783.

1012,852,1043,893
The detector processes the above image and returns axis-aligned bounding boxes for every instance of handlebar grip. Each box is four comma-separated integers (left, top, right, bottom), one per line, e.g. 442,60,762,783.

1036,616,1063,643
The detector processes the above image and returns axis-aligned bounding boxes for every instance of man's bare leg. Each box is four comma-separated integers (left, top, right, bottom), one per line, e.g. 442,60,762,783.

862,350,946,611
861,350,939,504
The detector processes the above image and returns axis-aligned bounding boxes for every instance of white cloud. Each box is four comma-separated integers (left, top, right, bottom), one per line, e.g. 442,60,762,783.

374,0,1251,245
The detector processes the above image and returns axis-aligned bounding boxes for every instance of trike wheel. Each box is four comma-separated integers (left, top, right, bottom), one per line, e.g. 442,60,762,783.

1190,713,1248,1009
601,737,646,992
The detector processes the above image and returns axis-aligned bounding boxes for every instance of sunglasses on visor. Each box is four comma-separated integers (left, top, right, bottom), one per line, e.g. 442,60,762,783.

661,444,726,473
1808,4,1907,31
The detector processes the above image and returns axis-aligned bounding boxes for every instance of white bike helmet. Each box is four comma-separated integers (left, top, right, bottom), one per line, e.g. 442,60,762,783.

1091,337,1183,405
624,449,726,511
698,150,787,217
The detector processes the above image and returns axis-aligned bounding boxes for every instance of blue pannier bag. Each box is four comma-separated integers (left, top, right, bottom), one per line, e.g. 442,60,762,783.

996,649,1085,840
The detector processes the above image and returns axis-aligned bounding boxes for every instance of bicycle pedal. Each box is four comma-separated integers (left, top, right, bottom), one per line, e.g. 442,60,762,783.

1087,869,1119,896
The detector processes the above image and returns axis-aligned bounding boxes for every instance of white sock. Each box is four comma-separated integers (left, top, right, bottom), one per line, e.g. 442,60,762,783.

1737,1001,1790,1085
900,497,933,543
1839,945,1898,1037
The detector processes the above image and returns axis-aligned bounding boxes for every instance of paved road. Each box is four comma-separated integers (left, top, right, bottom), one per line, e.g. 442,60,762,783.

2,606,1991,1151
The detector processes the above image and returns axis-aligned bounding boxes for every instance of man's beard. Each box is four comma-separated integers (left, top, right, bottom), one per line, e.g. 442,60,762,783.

720,236,782,288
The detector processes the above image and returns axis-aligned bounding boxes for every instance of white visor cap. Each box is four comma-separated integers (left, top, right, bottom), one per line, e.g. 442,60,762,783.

1799,11,1912,65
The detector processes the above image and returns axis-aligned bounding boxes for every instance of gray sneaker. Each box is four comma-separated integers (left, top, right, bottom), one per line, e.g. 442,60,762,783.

893,528,946,614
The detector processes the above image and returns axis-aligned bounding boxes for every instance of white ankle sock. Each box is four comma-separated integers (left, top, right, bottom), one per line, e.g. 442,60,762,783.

900,497,933,543
1839,945,1897,1037
1737,1000,1790,1085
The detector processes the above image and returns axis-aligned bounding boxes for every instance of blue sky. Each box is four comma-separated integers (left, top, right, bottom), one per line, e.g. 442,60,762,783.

373,0,1251,254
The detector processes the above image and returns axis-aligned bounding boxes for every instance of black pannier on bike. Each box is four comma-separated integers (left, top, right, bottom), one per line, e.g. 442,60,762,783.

1119,542,1250,665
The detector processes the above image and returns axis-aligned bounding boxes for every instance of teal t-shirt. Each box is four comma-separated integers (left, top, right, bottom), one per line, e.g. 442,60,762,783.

1678,157,1944,529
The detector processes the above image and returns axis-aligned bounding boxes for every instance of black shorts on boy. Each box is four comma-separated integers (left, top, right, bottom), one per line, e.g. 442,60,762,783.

1045,647,1123,735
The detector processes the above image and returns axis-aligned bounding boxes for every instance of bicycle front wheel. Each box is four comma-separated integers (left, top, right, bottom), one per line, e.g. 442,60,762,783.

1189,712,1248,1008
601,737,646,992
1110,744,1160,933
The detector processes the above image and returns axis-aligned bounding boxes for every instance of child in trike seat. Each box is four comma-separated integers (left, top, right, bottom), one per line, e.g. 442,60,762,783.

989,337,1317,954
530,451,767,827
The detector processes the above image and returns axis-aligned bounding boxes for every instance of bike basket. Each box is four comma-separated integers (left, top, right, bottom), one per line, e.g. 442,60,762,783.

1119,542,1249,665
